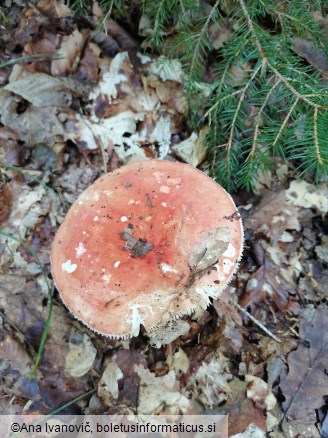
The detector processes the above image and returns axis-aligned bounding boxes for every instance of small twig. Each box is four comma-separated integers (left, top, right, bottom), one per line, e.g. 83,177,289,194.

0,53,65,69
229,299,281,343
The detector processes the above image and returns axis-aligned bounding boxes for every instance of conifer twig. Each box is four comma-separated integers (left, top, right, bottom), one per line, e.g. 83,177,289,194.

189,0,220,78
229,299,281,343
313,106,323,166
272,96,299,148
227,62,262,153
238,0,323,110
248,78,282,158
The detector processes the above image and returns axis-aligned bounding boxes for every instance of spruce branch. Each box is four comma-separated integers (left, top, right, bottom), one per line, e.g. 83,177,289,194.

71,0,328,190
188,0,221,79
248,78,282,159
227,62,263,154
313,107,323,167
272,96,299,149
238,0,323,110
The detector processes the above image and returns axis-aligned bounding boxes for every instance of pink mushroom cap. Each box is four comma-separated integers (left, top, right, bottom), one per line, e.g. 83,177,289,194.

51,160,243,344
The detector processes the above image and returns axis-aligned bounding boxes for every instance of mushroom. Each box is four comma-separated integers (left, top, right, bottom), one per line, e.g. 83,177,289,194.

51,160,243,347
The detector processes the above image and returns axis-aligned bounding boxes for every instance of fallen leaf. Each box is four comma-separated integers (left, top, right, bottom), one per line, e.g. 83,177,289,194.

75,42,100,82
293,37,328,77
98,358,124,402
286,180,328,214
209,23,233,50
230,423,266,438
51,29,89,76
171,127,208,167
135,365,190,414
0,89,65,145
106,19,139,53
187,352,232,408
315,235,328,263
0,333,41,401
148,56,183,82
217,379,267,435
245,375,276,411
37,0,72,19
64,328,97,377
279,307,328,419
5,73,74,107
0,183,12,224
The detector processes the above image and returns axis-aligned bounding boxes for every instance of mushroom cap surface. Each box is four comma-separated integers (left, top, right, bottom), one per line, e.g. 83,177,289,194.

51,160,243,340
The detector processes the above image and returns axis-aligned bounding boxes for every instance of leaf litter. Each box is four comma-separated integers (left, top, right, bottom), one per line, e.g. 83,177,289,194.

0,2,327,437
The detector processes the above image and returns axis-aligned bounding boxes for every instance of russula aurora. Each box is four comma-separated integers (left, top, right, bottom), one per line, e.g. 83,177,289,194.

51,160,243,347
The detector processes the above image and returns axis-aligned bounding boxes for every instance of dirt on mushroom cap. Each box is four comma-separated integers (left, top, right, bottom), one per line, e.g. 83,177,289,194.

51,160,243,343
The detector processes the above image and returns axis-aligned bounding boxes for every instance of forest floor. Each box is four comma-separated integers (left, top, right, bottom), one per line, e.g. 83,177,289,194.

0,2,328,437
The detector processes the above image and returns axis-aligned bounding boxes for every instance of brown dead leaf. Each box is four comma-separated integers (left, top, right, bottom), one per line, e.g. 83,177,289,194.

213,299,243,356
37,0,72,20
90,31,120,58
98,350,147,409
22,33,57,75
187,352,232,408
0,182,12,224
51,29,89,76
286,180,328,214
245,189,300,243
240,256,294,314
0,333,41,402
13,7,42,49
106,19,139,53
245,375,276,411
5,73,73,107
0,127,23,167
218,379,267,435
230,423,266,438
172,128,208,167
135,365,191,414
75,42,101,82
64,328,97,377
0,90,65,145
279,307,328,420
209,23,233,50
293,37,328,77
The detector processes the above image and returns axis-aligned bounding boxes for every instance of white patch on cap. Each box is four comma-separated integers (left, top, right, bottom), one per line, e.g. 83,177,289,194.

160,185,170,193
160,263,178,273
161,202,167,207
102,274,112,284
103,190,113,197
114,261,120,268
75,242,87,257
93,216,99,221
152,172,163,183
93,192,100,201
223,243,236,258
167,177,181,186
128,199,135,205
222,258,235,274
62,259,77,273
120,216,128,222
215,264,226,282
